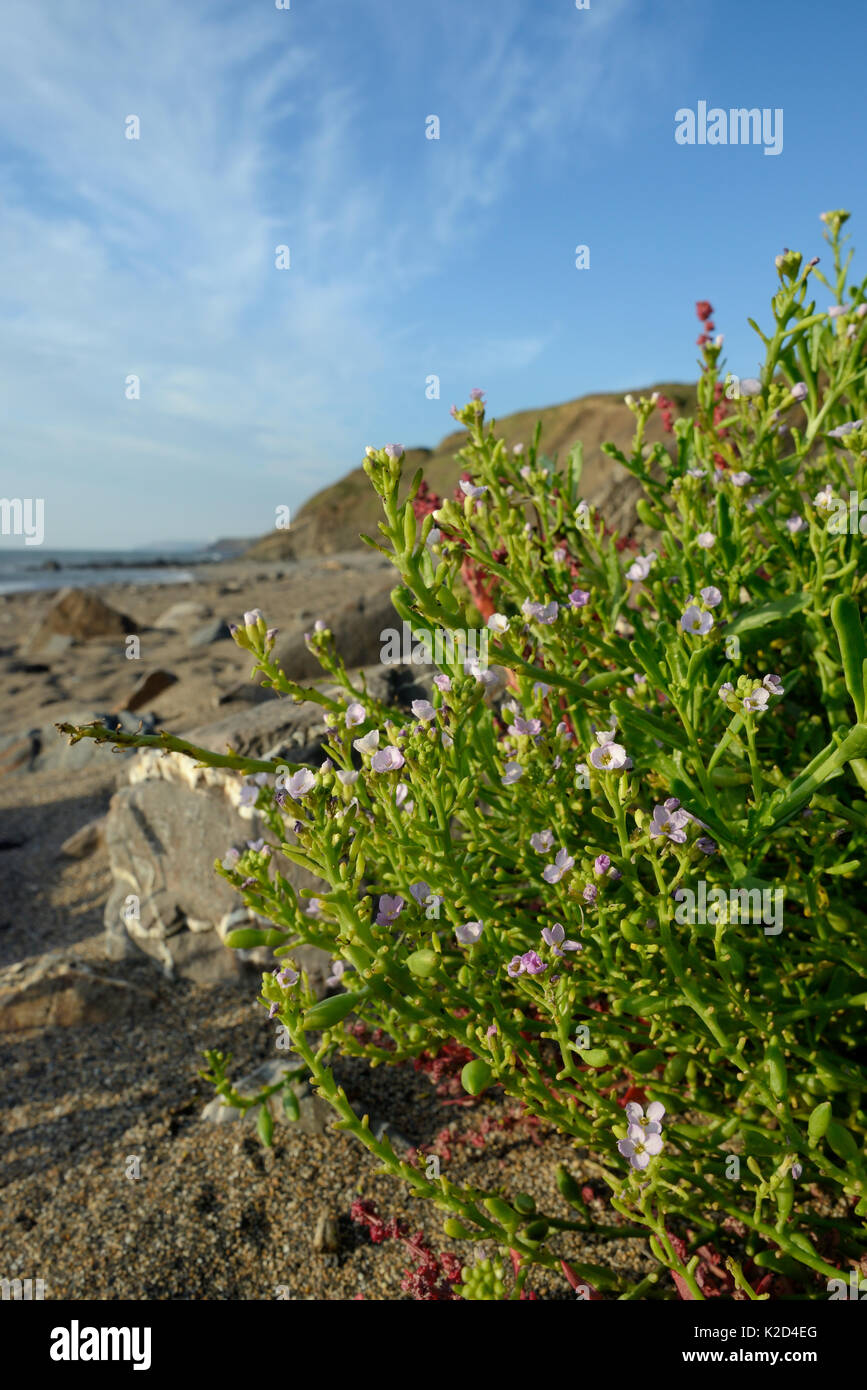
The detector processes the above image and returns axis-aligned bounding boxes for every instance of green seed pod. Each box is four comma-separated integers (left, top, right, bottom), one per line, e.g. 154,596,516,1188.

789,1233,817,1256
775,1175,794,1224
753,1250,802,1277
513,1192,536,1216
457,966,471,986
257,1102,274,1148
461,1059,493,1095
483,1197,518,1229
556,1165,586,1209
636,499,665,530
302,989,367,1030
577,1048,612,1068
407,949,439,978
807,1100,832,1142
407,1024,424,1043
402,502,418,554
664,1054,688,1084
831,594,867,722
766,1042,787,1100
620,916,645,944
630,1048,665,1075
826,1120,860,1165
523,1218,549,1242
444,1218,474,1239
282,1087,300,1122
226,927,285,949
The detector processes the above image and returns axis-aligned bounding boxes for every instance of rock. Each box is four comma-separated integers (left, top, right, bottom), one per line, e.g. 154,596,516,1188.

0,953,157,1032
99,666,432,982
215,678,278,707
114,668,178,714
59,818,105,859
187,619,232,648
28,588,136,650
28,633,75,661
101,695,336,983
270,583,400,682
154,600,213,630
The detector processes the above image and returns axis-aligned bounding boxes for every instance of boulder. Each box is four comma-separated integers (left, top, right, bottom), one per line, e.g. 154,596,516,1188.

270,582,401,681
28,588,136,650
187,619,232,648
114,667,178,713
154,600,213,630
0,952,157,1032
101,695,335,983
100,665,435,983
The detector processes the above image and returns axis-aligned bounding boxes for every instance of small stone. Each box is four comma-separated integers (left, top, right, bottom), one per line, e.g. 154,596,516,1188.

59,818,105,860
115,668,178,714
187,619,232,648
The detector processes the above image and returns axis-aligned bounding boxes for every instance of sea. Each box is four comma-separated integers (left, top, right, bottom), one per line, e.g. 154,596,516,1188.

0,544,238,596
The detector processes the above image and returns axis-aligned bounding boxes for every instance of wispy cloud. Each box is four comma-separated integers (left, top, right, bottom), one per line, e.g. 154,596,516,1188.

0,0,667,545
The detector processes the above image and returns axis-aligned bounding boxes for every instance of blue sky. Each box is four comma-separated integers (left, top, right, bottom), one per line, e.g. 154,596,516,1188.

1,0,865,548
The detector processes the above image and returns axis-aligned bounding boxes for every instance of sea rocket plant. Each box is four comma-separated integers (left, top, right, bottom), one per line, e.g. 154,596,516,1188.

60,212,867,1302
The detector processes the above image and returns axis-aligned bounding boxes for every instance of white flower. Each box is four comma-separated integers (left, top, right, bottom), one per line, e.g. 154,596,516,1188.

502,762,524,785
618,1125,664,1171
700,586,722,608
813,485,836,512
410,699,436,721
626,551,656,583
345,702,365,728
625,1100,665,1134
353,729,380,755
530,829,554,853
681,605,714,635
696,531,716,549
456,920,484,946
487,612,510,634
589,741,628,770
287,769,316,798
742,686,769,714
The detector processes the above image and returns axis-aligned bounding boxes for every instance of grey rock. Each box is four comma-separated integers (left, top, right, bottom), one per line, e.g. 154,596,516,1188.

0,951,157,1032
28,587,136,648
59,817,105,859
215,679,279,707
270,583,400,681
154,600,213,630
187,618,232,648
116,667,178,713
